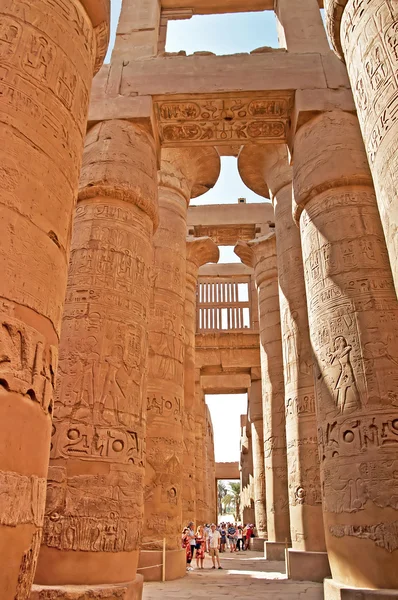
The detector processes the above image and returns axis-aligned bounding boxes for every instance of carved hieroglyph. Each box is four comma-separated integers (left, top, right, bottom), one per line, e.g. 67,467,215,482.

293,111,398,589
235,234,291,545
143,149,220,554
205,405,216,524
154,94,293,147
325,0,398,292
248,381,267,539
0,0,109,598
184,237,219,526
239,144,325,552
34,119,157,588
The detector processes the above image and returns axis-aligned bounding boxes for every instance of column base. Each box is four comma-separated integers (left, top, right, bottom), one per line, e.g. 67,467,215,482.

251,537,267,552
30,576,144,600
138,548,186,581
324,579,398,599
287,550,331,582
264,541,289,561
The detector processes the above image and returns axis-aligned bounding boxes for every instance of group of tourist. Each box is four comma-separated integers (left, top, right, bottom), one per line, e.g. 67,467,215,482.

182,522,255,571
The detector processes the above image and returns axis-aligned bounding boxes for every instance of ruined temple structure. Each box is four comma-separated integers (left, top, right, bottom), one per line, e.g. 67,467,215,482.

0,0,397,599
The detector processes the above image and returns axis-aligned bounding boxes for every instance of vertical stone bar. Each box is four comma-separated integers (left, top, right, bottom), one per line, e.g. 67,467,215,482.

142,151,220,580
239,145,329,581
183,237,219,527
32,120,157,600
325,0,398,293
248,380,268,550
0,1,109,598
205,405,216,524
240,414,255,525
293,110,398,596
235,235,290,561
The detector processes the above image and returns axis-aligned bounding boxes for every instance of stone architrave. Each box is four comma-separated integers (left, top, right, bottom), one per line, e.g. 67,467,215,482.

184,236,219,527
0,1,109,598
248,380,268,549
33,120,157,599
142,150,220,579
235,235,290,561
239,145,328,580
325,0,398,293
293,110,398,594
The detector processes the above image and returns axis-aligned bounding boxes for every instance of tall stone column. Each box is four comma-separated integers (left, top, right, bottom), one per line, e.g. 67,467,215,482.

0,2,109,598
239,145,328,581
141,150,220,579
248,380,268,549
240,415,255,525
235,235,290,561
195,383,207,525
293,110,398,597
31,120,157,600
205,405,216,524
184,236,219,527
325,0,398,293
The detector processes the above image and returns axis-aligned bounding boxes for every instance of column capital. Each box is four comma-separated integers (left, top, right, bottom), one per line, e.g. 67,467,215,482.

323,0,347,60
292,111,373,224
186,235,219,269
238,143,292,200
235,233,277,284
81,0,111,74
159,147,221,204
78,119,159,229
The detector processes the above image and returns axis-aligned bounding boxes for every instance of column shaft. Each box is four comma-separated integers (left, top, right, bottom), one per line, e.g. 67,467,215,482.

235,235,290,557
249,381,267,540
325,0,398,292
34,120,157,594
0,1,108,597
144,181,187,553
293,110,398,590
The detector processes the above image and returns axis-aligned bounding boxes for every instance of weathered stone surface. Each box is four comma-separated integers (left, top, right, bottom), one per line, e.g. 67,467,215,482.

293,110,398,590
325,0,398,293
0,0,109,597
239,144,325,558
235,234,291,548
184,236,219,526
142,148,220,577
35,120,157,591
248,381,267,540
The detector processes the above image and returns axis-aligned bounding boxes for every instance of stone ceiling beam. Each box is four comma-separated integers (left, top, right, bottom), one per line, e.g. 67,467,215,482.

160,0,324,13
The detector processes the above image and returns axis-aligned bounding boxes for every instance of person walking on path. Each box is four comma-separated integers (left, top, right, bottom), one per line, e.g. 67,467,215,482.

187,521,196,562
182,527,193,571
195,525,206,569
209,523,222,569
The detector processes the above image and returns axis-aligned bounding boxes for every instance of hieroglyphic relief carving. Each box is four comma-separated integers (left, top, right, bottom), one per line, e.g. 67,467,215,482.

330,521,398,552
337,0,398,287
154,95,293,147
15,530,41,600
300,188,398,522
0,472,46,527
0,311,57,413
43,465,141,552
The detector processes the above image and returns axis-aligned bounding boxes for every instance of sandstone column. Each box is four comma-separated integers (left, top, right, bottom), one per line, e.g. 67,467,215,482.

235,235,290,561
325,0,398,292
293,110,398,596
31,120,157,600
184,236,219,527
195,383,208,525
141,150,220,579
239,145,328,581
247,380,268,549
0,1,109,598
205,405,217,524
240,415,255,525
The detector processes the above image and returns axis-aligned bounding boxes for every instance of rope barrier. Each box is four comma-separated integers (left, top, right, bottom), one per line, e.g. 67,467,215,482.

138,538,167,582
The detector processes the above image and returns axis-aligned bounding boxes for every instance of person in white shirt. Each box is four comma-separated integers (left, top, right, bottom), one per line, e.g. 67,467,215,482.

209,524,222,569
